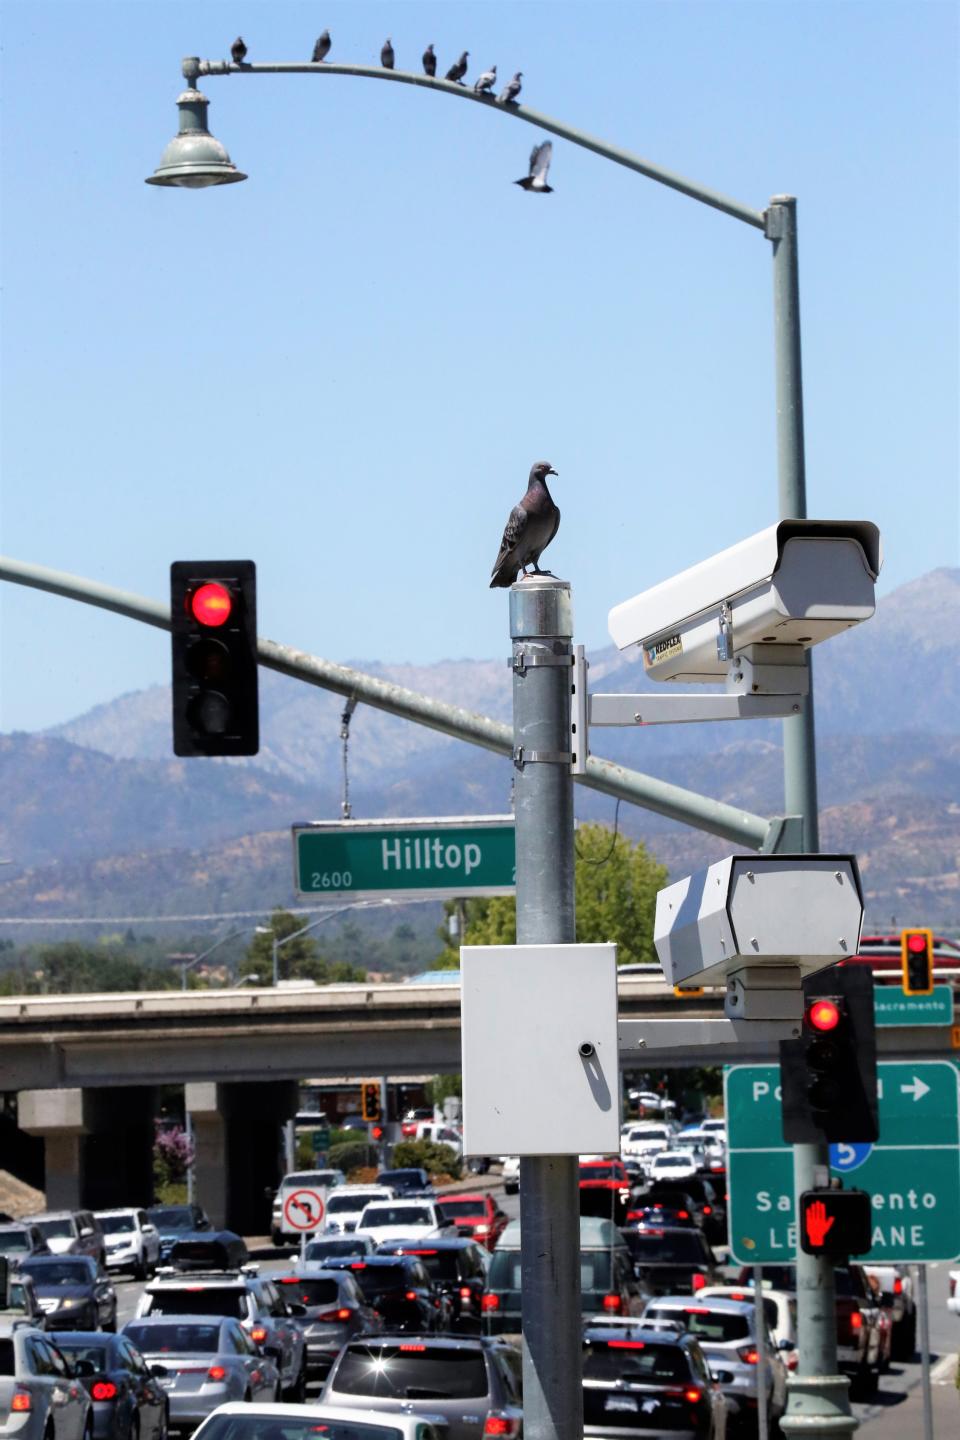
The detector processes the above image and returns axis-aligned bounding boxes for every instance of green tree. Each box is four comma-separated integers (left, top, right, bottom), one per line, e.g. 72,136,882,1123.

435,823,668,966
239,908,366,985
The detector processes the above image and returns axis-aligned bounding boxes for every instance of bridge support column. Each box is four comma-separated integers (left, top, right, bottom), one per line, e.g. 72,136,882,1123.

185,1083,229,1230
222,1080,298,1236
85,1088,157,1208
18,1089,89,1210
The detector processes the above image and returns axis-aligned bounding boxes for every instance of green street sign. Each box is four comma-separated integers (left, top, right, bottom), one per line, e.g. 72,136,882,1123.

293,816,516,901
873,985,954,1027
725,1061,960,1265
310,1127,330,1153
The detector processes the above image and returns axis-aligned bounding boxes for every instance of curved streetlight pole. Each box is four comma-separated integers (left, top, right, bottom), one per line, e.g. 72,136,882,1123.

270,900,391,985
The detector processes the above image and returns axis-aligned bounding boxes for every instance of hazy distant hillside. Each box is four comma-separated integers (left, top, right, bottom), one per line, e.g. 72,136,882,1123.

0,568,956,936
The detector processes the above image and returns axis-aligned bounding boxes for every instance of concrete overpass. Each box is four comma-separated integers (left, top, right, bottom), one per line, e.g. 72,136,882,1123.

2,978,955,1231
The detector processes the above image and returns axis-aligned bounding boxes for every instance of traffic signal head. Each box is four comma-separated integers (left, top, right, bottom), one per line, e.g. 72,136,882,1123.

361,1082,381,1123
171,561,259,756
780,966,879,1144
901,929,934,996
799,1188,872,1257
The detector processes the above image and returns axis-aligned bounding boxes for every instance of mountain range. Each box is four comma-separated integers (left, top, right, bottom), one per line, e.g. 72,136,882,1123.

0,567,957,939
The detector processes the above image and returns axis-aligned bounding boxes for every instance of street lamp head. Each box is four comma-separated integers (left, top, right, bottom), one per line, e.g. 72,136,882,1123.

146,86,246,188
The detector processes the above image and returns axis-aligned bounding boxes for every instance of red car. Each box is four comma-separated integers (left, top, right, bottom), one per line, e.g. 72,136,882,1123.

845,933,960,982
578,1160,632,1225
435,1193,508,1251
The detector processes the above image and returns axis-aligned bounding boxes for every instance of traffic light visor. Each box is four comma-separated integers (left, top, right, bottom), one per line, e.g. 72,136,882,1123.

808,999,840,1031
190,582,233,626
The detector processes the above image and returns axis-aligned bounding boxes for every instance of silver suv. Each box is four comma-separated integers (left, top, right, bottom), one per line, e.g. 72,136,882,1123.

135,1268,307,1400
22,1212,104,1266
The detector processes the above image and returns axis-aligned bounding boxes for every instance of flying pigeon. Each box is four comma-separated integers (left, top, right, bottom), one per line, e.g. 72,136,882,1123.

490,462,561,588
474,65,497,95
381,38,395,69
445,51,469,83
515,140,554,193
312,31,331,62
422,44,437,76
498,71,522,104
230,36,248,65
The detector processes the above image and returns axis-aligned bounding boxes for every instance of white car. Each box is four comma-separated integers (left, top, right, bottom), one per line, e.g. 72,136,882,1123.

501,1156,520,1194
321,1186,395,1235
621,1123,674,1164
354,1200,455,1248
0,1322,92,1440
94,1207,161,1279
192,1401,445,1440
699,1285,798,1370
413,1122,464,1158
648,1150,699,1180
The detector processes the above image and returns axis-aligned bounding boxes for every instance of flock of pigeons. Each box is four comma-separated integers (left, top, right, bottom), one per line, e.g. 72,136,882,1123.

228,34,554,192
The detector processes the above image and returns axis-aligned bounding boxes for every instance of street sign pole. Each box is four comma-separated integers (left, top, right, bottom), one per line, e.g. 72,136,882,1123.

511,577,581,1440
918,1265,933,1440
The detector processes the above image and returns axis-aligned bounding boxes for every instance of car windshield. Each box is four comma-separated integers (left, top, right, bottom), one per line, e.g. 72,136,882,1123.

285,1173,336,1187
489,1249,614,1294
392,1249,462,1283
630,1129,670,1142
345,1264,412,1299
361,1206,431,1227
53,1343,109,1370
279,1278,340,1306
646,1307,751,1342
747,1265,857,1296
304,1238,369,1260
195,1418,405,1440
0,1340,15,1376
33,1219,75,1240
437,1200,486,1218
580,1166,621,1181
20,1260,90,1285
327,1194,379,1215
629,1233,707,1264
125,1323,222,1354
147,1288,244,1318
0,1230,30,1254
334,1342,488,1399
378,1172,422,1187
639,1192,692,1209
653,1156,690,1170
583,1339,689,1383
99,1215,136,1233
147,1208,196,1230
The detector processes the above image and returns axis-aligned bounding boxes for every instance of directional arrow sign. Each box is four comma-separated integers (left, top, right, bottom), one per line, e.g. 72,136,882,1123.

725,1060,960,1264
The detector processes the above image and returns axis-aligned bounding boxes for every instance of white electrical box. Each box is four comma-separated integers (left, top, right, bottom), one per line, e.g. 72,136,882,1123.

460,943,620,1157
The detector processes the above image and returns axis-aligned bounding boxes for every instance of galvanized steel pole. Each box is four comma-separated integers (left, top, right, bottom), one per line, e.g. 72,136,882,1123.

510,578,581,1440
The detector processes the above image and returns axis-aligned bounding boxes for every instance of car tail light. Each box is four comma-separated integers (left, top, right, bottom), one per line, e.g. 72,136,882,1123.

405,1291,418,1301
399,1345,426,1352
684,1307,710,1315
277,1277,299,1285
482,1294,500,1312
11,1394,31,1413
317,1307,352,1322
626,1211,643,1221
460,1286,473,1300
677,1210,690,1219
894,1277,903,1295
483,1418,520,1437
207,1366,227,1382
249,1327,267,1344
350,1262,366,1269
850,1312,863,1331
91,1381,117,1401
737,1347,759,1365
691,1273,706,1291
684,1387,703,1404
608,1340,645,1349
702,1205,712,1215
730,1291,747,1300
602,1294,622,1313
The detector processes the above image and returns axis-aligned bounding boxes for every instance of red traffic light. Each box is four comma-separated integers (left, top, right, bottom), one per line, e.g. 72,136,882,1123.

907,933,928,953
807,999,841,1032
190,582,233,627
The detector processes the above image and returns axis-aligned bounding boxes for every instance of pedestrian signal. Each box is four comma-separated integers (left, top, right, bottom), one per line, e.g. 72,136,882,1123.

799,1189,872,1257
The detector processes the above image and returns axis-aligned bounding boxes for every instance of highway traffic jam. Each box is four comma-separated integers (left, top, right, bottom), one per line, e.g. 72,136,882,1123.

2,1097,944,1440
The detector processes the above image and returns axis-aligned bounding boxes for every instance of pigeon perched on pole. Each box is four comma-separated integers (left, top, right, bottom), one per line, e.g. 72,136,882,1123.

422,44,437,76
498,71,522,104
312,31,331,62
515,140,554,192
445,51,469,83
381,38,395,69
490,462,561,588
474,65,497,95
231,36,248,65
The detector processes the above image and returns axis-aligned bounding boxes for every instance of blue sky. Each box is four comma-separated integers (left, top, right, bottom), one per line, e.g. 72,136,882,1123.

1,0,957,733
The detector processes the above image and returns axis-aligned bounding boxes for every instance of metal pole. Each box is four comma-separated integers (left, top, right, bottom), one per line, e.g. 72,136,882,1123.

753,1265,769,1440
511,577,581,1440
272,936,278,987
917,1265,933,1440
185,1110,194,1205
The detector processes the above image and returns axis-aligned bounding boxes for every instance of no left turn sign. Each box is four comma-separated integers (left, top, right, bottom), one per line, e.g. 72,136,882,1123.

282,1188,325,1232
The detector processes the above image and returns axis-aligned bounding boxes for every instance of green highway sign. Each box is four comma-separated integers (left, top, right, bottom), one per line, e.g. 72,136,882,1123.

293,816,516,901
725,1061,960,1265
873,985,954,1027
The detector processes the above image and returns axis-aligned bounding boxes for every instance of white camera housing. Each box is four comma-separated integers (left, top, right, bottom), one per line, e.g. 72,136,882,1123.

608,521,881,682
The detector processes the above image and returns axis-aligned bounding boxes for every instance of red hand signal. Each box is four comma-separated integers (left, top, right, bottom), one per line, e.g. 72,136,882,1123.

804,1199,836,1248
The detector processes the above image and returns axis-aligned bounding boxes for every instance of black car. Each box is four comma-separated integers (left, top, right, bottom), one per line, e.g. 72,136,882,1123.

322,1255,450,1332
582,1322,727,1437
19,1255,118,1331
375,1168,433,1198
622,1226,722,1297
377,1238,489,1332
168,1233,249,1273
274,1267,381,1381
627,1189,703,1232
665,1176,727,1247
145,1205,212,1265
301,1235,377,1265
50,1330,168,1440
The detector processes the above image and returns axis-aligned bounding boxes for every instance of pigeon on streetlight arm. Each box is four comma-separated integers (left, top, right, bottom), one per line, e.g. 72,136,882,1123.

230,36,248,65
474,65,497,95
515,141,554,193
489,462,561,588
381,38,395,69
312,31,331,63
422,44,437,76
445,51,469,83
498,72,522,104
